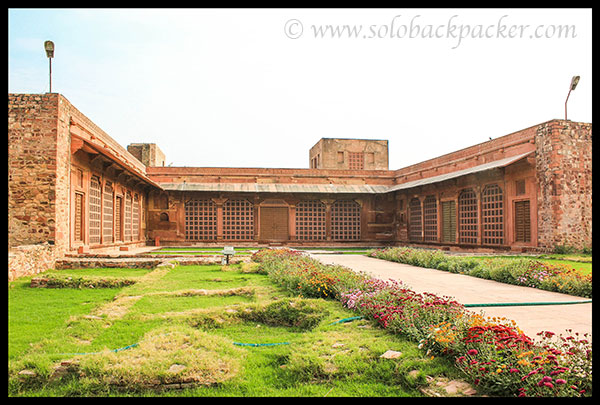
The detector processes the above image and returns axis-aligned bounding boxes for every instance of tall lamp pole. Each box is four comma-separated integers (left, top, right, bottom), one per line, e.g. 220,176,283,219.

44,40,55,93
565,75,580,121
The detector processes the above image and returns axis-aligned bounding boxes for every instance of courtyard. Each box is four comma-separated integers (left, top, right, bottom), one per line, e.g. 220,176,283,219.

8,246,592,397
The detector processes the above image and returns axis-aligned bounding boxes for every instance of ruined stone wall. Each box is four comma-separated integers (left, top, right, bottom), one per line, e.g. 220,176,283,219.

535,120,592,250
8,243,58,281
8,93,62,248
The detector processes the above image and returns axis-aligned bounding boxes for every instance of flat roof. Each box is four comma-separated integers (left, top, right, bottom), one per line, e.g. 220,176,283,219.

160,182,390,194
158,151,533,195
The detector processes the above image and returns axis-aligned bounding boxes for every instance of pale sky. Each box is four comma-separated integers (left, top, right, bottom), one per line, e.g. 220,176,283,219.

8,8,592,169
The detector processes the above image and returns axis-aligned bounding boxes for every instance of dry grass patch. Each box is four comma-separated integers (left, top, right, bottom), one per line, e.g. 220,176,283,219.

93,295,144,320
148,287,255,298
77,326,243,389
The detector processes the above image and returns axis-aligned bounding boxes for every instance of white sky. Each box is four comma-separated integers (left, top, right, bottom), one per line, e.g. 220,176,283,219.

8,8,592,169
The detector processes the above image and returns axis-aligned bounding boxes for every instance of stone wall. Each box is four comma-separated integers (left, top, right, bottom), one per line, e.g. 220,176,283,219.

8,243,58,281
535,120,592,250
8,94,61,248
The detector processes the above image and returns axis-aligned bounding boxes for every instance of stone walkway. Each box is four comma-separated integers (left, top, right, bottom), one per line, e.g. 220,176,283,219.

311,254,592,341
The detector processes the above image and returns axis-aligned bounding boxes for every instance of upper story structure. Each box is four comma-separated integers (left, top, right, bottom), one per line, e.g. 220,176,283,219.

309,138,389,170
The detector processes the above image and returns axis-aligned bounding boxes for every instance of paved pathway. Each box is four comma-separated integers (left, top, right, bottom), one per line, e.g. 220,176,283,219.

312,254,592,341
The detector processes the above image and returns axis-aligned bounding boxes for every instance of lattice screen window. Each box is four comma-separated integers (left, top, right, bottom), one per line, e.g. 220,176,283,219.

409,198,422,241
482,184,504,245
74,192,84,242
295,200,326,241
223,199,254,240
423,195,438,242
185,199,217,241
331,200,361,241
132,194,140,241
89,176,102,245
124,192,132,242
348,152,364,170
458,189,478,244
103,181,113,244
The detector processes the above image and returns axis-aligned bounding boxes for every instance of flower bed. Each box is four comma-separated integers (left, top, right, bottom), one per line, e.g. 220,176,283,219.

252,248,592,397
369,247,592,298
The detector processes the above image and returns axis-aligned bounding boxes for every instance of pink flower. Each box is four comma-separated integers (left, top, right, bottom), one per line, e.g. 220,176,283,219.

509,368,520,373
467,349,478,355
556,379,567,385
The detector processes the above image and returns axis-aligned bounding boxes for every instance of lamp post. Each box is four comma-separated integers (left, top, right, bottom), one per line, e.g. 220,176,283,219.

564,75,580,121
44,40,55,93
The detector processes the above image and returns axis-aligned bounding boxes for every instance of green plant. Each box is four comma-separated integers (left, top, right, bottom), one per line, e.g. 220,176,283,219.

239,298,325,330
554,245,576,255
369,248,591,298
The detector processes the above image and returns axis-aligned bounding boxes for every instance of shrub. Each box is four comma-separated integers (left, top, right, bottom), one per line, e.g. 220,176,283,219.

30,276,136,289
554,245,576,255
240,298,325,330
370,248,591,298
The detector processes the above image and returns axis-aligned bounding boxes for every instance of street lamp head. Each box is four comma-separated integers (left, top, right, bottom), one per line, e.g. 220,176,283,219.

44,40,55,58
570,75,580,91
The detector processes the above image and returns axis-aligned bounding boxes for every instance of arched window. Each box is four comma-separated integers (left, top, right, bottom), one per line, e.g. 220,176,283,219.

89,176,102,244
331,200,361,241
223,199,254,240
296,200,326,241
185,199,217,241
132,194,140,241
103,181,113,244
409,197,422,241
124,191,132,241
458,189,478,244
423,195,438,242
482,184,504,245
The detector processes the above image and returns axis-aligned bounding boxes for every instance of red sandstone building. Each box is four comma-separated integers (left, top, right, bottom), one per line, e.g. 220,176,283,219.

8,93,592,278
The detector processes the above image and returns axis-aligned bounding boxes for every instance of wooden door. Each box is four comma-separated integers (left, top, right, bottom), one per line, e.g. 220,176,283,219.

115,196,123,242
441,201,456,243
260,207,289,240
74,192,84,242
514,200,531,242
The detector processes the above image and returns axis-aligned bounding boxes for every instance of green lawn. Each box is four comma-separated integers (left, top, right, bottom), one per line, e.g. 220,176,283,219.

8,264,463,397
468,255,592,276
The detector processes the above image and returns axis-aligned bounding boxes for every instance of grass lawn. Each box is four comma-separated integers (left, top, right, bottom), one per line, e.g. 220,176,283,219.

8,263,464,397
467,255,592,276
146,247,256,256
146,247,375,256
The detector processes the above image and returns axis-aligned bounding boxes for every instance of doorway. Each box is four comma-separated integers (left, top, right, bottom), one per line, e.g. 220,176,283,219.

260,207,289,240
